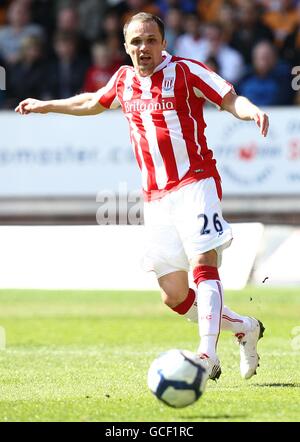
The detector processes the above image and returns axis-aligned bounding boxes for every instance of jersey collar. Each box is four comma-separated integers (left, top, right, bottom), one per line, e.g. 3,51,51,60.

153,51,172,74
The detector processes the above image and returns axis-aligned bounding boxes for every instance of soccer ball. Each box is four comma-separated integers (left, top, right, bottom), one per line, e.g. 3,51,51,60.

147,349,208,408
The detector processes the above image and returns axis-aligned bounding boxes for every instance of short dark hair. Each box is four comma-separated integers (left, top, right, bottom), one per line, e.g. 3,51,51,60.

123,12,165,41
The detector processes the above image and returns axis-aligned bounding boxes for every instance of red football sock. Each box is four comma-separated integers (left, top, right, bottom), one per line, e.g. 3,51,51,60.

172,288,196,314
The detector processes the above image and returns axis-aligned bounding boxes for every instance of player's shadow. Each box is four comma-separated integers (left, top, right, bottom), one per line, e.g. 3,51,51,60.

254,382,300,388
180,413,247,420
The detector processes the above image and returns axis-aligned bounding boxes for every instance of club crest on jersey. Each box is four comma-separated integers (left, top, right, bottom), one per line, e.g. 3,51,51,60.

162,77,174,92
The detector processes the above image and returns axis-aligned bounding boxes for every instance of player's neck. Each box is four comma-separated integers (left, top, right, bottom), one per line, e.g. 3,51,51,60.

135,54,166,78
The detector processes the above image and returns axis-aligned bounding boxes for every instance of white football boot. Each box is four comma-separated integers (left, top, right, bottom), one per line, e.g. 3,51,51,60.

235,318,265,380
198,353,222,381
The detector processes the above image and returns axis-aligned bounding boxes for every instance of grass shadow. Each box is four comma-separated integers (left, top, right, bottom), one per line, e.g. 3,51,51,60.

179,414,247,420
254,382,300,388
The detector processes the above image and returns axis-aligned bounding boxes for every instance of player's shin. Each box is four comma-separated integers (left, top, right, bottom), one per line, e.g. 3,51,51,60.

193,266,223,360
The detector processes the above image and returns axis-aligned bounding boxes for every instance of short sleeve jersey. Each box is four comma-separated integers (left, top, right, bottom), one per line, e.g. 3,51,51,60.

98,52,233,201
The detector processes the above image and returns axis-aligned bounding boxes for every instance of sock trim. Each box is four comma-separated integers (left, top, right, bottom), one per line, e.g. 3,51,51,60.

193,265,220,286
215,280,223,350
222,314,243,323
172,288,196,315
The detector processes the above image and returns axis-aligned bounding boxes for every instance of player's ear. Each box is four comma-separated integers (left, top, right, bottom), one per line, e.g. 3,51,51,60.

124,42,129,55
162,39,167,50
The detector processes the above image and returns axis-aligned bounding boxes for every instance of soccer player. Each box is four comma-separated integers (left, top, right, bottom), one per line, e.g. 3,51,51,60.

15,13,268,381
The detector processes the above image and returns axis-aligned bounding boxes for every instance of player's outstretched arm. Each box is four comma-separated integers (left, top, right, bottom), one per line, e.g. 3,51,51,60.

221,91,269,137
15,92,106,116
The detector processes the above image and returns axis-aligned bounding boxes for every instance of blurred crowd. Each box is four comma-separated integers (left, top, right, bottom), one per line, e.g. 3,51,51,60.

0,0,300,109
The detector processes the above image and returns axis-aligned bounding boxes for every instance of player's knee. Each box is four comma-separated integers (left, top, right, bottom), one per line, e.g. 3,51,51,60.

190,249,217,269
158,271,189,309
161,291,185,309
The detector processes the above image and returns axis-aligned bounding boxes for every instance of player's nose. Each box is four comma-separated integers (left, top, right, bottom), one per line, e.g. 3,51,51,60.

139,41,149,51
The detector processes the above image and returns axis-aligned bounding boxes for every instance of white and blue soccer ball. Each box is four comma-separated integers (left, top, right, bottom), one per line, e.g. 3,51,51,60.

147,349,209,408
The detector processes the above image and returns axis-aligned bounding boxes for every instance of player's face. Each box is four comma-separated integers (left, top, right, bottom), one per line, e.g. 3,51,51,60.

124,20,166,77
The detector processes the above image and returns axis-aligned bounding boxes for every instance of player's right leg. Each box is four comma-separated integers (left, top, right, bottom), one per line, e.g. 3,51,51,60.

142,195,198,321
222,311,265,379
158,270,198,322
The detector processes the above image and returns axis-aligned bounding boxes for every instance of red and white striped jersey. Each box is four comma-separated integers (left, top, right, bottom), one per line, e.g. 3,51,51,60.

98,52,233,201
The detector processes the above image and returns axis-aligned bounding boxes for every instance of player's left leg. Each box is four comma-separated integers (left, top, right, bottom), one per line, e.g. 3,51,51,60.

190,249,223,380
169,266,264,379
157,265,221,381
190,250,264,380
172,178,232,379
174,178,264,380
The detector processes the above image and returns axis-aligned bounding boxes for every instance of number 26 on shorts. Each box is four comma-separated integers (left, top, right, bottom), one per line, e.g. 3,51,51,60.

198,213,223,235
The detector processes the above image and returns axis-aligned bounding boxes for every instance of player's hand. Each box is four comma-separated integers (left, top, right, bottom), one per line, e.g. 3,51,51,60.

252,110,269,137
15,98,49,115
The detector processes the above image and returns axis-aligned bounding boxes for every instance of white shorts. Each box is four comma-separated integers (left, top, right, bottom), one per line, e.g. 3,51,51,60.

142,178,233,278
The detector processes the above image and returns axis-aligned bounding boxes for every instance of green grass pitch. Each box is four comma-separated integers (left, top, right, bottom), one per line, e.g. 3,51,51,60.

0,287,299,422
